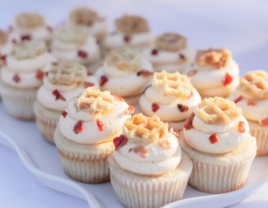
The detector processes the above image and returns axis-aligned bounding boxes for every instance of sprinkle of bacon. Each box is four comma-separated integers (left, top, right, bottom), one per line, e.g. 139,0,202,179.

13,74,20,83
52,90,66,101
1,55,6,65
36,69,44,80
177,104,189,112
87,72,93,76
46,26,53,33
158,139,171,149
184,112,195,130
84,82,94,89
125,106,135,115
77,50,88,58
114,95,125,102
12,39,17,44
45,72,49,77
74,121,84,134
96,118,105,131
62,111,67,118
133,146,148,158
186,70,197,77
187,91,194,98
152,103,159,112
100,76,108,86
151,49,158,55
179,54,186,60
124,35,131,43
238,121,246,133
209,133,219,144
247,101,256,106
223,73,233,85
261,117,268,126
168,126,181,140
51,62,58,66
234,96,243,104
137,70,153,77
129,148,133,152
21,35,31,41
113,135,127,151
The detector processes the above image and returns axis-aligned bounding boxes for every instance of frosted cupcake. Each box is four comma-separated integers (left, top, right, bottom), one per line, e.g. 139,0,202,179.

228,70,268,156
181,97,256,194
9,13,53,44
68,7,108,42
0,41,56,120
54,86,134,183
184,48,240,99
109,113,193,208
104,15,154,51
143,33,195,73
0,30,13,66
51,26,101,72
34,62,99,144
95,48,153,105
139,70,201,131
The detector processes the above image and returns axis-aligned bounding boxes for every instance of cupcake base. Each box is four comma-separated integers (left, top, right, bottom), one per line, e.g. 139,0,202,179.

54,127,114,183
108,151,193,208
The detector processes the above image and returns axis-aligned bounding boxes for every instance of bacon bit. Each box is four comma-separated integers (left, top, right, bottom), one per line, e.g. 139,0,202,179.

223,73,233,85
1,55,6,65
78,50,88,58
234,96,243,104
209,133,219,144
62,111,68,118
96,118,105,131
87,72,93,76
168,126,181,139
51,62,58,66
238,121,246,133
46,26,53,33
114,95,125,102
187,91,194,98
133,146,148,158
84,82,94,89
36,69,44,80
52,90,66,101
177,104,189,112
137,70,153,77
21,35,31,41
261,117,268,126
74,120,84,134
158,139,171,149
128,148,133,152
179,54,186,60
124,35,131,43
151,49,158,55
13,74,20,83
125,106,135,115
100,76,108,86
113,135,127,151
152,103,159,112
45,72,49,77
12,39,17,44
247,101,256,106
184,112,195,130
186,70,197,77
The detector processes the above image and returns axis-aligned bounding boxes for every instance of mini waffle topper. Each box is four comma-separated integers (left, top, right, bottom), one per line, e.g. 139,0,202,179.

115,15,149,34
55,26,88,46
106,48,141,72
48,62,87,85
196,97,241,125
237,70,268,99
69,7,98,26
196,48,231,69
152,70,193,98
156,33,187,52
16,13,45,29
75,87,115,114
10,41,47,60
0,30,8,45
123,113,168,145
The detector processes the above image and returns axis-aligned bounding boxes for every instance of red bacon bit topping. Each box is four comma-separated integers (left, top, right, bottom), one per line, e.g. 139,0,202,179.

52,90,66,101
77,50,88,58
45,72,49,77
13,74,20,83
100,76,108,86
113,135,127,151
187,91,194,98
261,117,268,126
168,126,181,140
46,26,53,33
125,106,135,115
209,133,219,144
158,139,171,149
36,69,44,80
51,62,58,66
84,82,94,89
177,104,189,112
62,111,68,118
124,35,131,43
96,119,105,131
137,70,153,77
247,101,256,106
87,72,93,76
179,54,186,60
74,121,84,134
152,103,159,112
133,146,148,158
1,55,6,65
151,49,158,55
234,96,243,104
238,121,246,133
12,39,17,44
21,35,31,41
223,73,233,85
114,95,125,102
186,70,197,77
129,148,133,152
184,112,195,130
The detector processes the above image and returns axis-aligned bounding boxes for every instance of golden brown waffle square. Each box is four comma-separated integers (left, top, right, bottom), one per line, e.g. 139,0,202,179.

238,70,268,99
123,113,168,145
152,70,193,98
156,33,187,52
55,26,88,45
196,97,241,125
70,7,97,26
16,13,45,29
115,15,149,34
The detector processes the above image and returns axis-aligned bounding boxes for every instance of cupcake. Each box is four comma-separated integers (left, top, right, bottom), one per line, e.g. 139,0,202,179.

104,15,154,51
68,7,108,42
143,33,195,73
0,29,12,65
51,26,101,73
95,48,153,105
139,70,201,131
180,97,256,194
9,12,53,44
228,70,268,156
184,48,240,99
109,113,193,208
0,41,56,120
54,86,135,183
34,62,99,144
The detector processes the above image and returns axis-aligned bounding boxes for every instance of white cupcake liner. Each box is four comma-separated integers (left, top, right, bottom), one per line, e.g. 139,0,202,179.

250,128,268,156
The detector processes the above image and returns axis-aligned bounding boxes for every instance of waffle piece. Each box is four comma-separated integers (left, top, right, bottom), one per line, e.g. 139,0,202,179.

75,87,115,114
123,113,168,145
16,13,45,29
196,48,231,69
237,70,268,99
156,33,187,52
196,97,241,125
55,26,88,45
115,15,149,34
10,41,47,60
70,7,98,26
48,62,87,85
0,30,8,45
153,70,193,98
